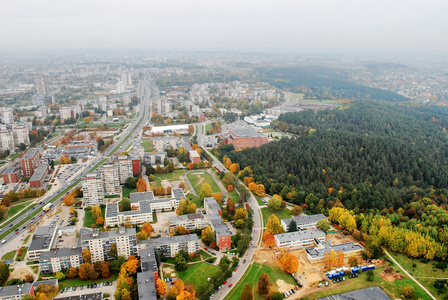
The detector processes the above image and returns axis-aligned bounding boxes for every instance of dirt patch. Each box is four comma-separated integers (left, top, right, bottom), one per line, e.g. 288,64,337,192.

10,267,33,280
163,266,175,274
380,266,404,282
276,279,296,293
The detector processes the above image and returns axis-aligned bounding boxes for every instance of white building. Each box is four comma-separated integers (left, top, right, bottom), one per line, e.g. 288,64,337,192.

59,107,72,121
0,131,14,151
82,172,105,206
12,124,30,145
118,155,133,184
2,108,14,124
274,229,326,249
99,164,120,195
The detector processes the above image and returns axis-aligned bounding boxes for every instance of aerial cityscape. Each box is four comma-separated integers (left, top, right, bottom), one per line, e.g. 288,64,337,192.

0,1,448,300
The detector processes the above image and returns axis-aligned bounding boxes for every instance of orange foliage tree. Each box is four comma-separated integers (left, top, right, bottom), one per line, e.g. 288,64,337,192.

279,251,299,274
263,231,276,247
136,178,147,192
125,256,140,275
142,222,154,235
228,185,234,192
63,193,75,206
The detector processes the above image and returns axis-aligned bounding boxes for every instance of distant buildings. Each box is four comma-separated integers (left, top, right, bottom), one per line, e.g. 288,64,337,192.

149,124,189,135
59,107,72,121
35,76,49,96
0,123,30,151
204,197,232,250
220,121,272,150
81,172,105,206
1,108,14,124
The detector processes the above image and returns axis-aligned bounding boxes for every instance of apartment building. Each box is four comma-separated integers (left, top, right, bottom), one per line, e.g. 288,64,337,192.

29,163,49,188
150,234,199,258
79,227,137,262
0,283,34,300
0,130,14,152
168,213,206,232
137,246,158,300
204,197,232,250
2,165,22,184
21,148,41,177
59,107,72,121
274,229,326,249
82,172,105,206
99,164,120,195
188,150,201,164
12,124,30,145
39,247,83,274
104,189,185,227
27,226,58,260
117,155,140,184
1,108,14,124
281,214,328,232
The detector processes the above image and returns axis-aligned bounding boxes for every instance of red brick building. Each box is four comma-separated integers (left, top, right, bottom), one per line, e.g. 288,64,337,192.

2,166,21,184
221,121,271,150
21,148,41,177
188,150,201,164
29,164,49,188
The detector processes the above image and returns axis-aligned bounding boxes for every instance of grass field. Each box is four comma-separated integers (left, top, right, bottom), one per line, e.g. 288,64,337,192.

31,265,39,273
2,250,16,261
302,267,430,300
200,250,212,260
83,207,105,228
225,262,296,300
187,172,221,195
122,187,136,199
205,123,212,135
58,274,118,289
23,235,30,244
256,196,265,206
261,207,291,225
16,247,27,261
390,252,448,278
141,139,153,151
9,153,19,160
7,202,30,218
176,262,221,291
150,169,188,187
187,194,203,208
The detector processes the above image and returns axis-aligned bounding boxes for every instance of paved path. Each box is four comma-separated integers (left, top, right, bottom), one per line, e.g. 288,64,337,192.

383,249,437,300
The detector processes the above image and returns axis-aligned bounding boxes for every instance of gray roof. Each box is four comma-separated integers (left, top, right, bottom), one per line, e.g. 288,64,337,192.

29,163,48,182
130,192,155,203
137,272,157,300
275,228,325,243
306,241,363,259
169,213,204,223
105,202,119,218
316,286,392,300
66,146,90,154
121,200,152,216
4,166,19,174
23,147,39,159
54,292,103,300
282,214,328,228
150,234,199,248
82,172,102,180
33,279,59,290
172,188,185,200
80,227,136,242
204,197,232,237
39,247,82,261
0,283,33,298
223,121,264,138
29,225,56,251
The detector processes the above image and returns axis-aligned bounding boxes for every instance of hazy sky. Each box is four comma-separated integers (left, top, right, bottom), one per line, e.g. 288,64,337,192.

0,0,447,54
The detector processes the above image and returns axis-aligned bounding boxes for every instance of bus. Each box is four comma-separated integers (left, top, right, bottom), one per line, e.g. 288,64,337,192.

42,203,52,212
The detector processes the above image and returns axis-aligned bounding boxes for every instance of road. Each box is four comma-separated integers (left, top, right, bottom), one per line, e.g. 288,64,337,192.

383,249,437,300
194,122,263,300
0,75,157,246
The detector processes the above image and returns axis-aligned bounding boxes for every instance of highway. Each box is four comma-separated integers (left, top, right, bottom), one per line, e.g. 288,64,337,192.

194,122,263,300
0,75,157,245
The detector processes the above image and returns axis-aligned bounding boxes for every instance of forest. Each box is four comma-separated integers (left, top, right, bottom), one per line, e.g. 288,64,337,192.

258,66,410,102
223,101,448,211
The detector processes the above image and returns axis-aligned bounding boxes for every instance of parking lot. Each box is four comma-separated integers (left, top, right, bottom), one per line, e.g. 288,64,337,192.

57,282,115,298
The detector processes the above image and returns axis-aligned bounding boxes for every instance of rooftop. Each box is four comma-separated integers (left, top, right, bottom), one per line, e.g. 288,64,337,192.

150,234,199,247
204,197,232,237
223,121,264,138
23,147,39,159
275,229,325,243
316,286,392,300
39,247,83,261
137,272,157,300
0,283,33,298
54,292,103,300
29,163,48,182
172,188,186,200
130,191,155,203
169,213,204,223
282,214,328,228
82,172,102,179
306,241,363,258
29,225,57,251
80,227,136,242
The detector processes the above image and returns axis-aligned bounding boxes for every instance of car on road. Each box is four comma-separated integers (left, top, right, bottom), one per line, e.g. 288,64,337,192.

223,281,227,285
234,268,238,272
228,283,233,287
243,259,246,263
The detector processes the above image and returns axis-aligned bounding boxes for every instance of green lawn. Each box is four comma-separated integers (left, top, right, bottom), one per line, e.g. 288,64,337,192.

31,266,39,273
23,235,30,244
261,207,291,225
9,153,19,160
2,250,16,261
225,262,296,300
150,169,188,187
187,172,221,195
141,139,153,151
16,247,27,261
105,195,120,199
302,267,430,300
418,278,448,299
7,202,29,218
83,207,105,228
228,190,239,202
390,252,448,278
200,250,212,260
175,262,221,291
58,274,118,289
187,194,202,208
122,187,136,199
256,196,265,206
205,123,212,135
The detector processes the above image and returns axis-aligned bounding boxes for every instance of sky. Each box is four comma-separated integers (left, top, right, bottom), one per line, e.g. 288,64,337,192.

0,0,447,55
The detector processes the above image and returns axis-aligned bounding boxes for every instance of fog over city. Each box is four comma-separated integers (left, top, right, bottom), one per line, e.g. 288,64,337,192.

1,0,447,56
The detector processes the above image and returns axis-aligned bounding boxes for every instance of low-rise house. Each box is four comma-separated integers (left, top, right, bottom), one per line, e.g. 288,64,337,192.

274,229,325,249
281,214,328,232
0,283,35,300
306,240,363,263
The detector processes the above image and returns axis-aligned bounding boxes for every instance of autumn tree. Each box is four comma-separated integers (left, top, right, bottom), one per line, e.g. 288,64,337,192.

229,163,240,174
82,248,91,264
258,272,270,295
156,278,167,296
401,285,415,298
175,226,186,235
255,184,265,197
25,274,34,283
91,205,102,220
99,261,111,278
68,267,78,279
348,256,358,267
266,214,284,234
317,219,331,234
177,198,197,215
234,208,247,220
291,205,302,216
268,195,282,211
120,198,131,211
240,283,253,300
213,192,222,203
79,263,92,280
137,231,149,241
63,193,75,206
96,217,104,226
125,256,139,275
279,251,298,274
336,251,345,267
226,199,236,216
142,222,154,235
199,183,213,200
136,178,147,192
263,231,276,248
201,226,215,246
324,250,337,268
109,243,117,258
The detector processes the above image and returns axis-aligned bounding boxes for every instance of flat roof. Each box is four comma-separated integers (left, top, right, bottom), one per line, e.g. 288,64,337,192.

150,234,199,247
130,192,155,203
29,163,48,182
82,172,102,179
80,227,136,242
204,197,232,237
29,225,56,251
0,283,33,297
282,214,328,227
172,188,185,200
169,213,204,223
316,286,392,300
137,272,157,300
39,247,82,261
306,241,363,258
23,147,39,159
223,121,265,138
275,229,325,243
54,292,103,300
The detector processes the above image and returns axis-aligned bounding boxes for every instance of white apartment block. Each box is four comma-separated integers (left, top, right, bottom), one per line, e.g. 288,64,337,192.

59,107,72,121
99,164,120,195
274,229,326,249
13,124,30,145
0,131,14,151
2,108,14,124
118,155,133,184
82,172,105,206
150,234,199,258
169,213,206,232
79,227,138,262
39,247,83,274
